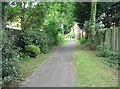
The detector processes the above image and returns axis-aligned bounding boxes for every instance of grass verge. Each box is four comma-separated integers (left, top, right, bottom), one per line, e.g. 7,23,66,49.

73,45,118,87
19,54,50,79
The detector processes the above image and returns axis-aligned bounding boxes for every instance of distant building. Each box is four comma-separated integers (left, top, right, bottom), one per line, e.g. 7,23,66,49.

71,23,82,39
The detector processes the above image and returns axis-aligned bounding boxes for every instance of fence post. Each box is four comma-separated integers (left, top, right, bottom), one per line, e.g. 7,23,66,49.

118,27,120,52
110,28,113,49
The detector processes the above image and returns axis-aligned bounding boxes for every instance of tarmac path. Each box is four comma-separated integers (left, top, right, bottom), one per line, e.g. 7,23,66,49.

21,40,75,87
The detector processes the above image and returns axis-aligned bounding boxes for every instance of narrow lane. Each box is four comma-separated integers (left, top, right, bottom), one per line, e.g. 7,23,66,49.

21,40,76,87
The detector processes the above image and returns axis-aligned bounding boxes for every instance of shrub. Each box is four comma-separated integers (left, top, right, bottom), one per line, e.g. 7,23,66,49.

97,43,120,69
109,51,120,69
109,51,119,60
79,38,87,45
1,29,21,87
19,52,30,61
57,33,63,45
18,28,49,53
98,48,111,57
25,45,40,58
97,43,110,57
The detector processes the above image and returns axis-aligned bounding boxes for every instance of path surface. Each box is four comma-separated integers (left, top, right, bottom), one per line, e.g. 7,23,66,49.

20,40,76,87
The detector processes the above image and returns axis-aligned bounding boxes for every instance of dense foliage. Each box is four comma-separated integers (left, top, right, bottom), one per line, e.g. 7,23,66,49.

1,29,21,87
18,29,49,53
79,38,87,45
74,2,119,28
74,2,91,28
105,2,120,27
97,44,120,69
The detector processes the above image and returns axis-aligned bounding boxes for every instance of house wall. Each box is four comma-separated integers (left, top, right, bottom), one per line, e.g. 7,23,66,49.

73,23,81,39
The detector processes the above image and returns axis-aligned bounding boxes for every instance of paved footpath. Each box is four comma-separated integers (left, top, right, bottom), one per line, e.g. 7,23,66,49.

20,40,76,87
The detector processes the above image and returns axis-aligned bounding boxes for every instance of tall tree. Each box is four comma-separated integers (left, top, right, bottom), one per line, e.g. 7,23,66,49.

89,0,97,49
74,2,91,28
43,2,75,45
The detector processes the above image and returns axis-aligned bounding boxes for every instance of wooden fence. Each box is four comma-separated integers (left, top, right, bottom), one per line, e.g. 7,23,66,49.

99,27,120,52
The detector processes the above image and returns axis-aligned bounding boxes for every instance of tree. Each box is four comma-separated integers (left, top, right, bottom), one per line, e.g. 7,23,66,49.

89,0,97,50
43,2,75,45
74,2,114,28
105,2,120,28
74,2,91,28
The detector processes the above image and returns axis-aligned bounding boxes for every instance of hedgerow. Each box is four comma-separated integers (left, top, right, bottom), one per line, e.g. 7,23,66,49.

17,28,49,53
2,29,21,87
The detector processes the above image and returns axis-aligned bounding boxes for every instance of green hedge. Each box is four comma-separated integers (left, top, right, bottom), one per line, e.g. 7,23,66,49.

18,29,49,53
2,30,21,86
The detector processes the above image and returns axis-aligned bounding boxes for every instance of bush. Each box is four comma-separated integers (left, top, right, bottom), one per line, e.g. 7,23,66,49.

109,51,119,60
97,43,107,57
57,33,63,45
97,43,120,69
79,38,87,45
25,45,40,58
1,29,21,87
98,48,111,57
18,28,49,53
19,53,30,61
109,51,120,69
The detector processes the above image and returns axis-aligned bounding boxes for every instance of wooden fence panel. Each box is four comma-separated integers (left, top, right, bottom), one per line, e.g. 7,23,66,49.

103,27,120,51
117,27,120,52
104,28,111,48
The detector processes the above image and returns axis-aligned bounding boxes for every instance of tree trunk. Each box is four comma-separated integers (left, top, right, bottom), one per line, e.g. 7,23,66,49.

89,0,97,50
